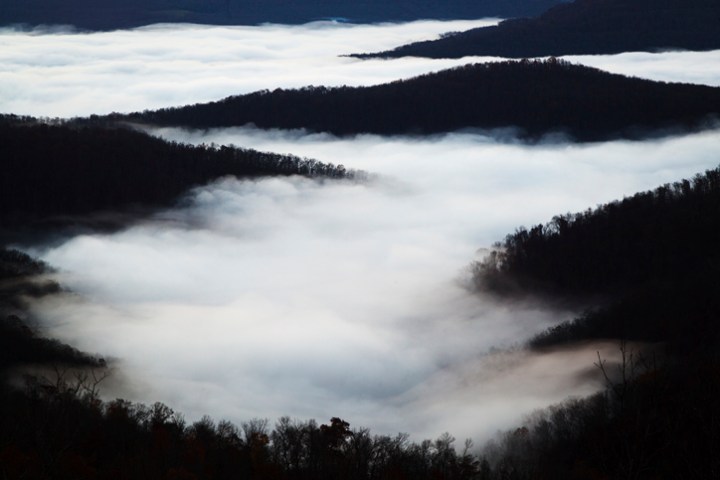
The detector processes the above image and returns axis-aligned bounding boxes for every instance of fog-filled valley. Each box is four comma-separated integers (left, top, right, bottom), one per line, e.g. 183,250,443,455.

19,126,718,443
3,21,720,118
2,12,720,480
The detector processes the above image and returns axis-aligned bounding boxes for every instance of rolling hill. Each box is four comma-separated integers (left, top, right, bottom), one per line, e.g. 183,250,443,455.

120,59,720,141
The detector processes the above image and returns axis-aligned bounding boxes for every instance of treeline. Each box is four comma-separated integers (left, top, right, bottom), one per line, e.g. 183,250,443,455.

482,349,720,479
6,347,717,480
467,165,720,478
357,0,720,59
0,0,565,31
0,246,487,480
0,375,487,480
473,165,720,351
0,248,106,373
475,166,720,296
121,60,720,142
0,117,356,231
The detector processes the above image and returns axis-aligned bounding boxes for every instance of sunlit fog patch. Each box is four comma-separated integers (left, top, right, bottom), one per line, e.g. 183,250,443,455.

26,127,720,443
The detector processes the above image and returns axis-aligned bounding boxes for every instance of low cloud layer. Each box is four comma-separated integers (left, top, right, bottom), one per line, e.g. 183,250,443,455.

26,127,720,443
6,20,720,445
0,20,497,118
2,21,720,118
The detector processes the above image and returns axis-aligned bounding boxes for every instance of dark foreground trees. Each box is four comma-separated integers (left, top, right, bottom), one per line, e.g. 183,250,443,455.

0,374,487,480
469,165,720,478
485,349,720,479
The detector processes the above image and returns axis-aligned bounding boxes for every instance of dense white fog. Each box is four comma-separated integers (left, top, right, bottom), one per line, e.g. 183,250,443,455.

4,20,720,444
2,21,720,118
0,20,498,117
28,127,720,443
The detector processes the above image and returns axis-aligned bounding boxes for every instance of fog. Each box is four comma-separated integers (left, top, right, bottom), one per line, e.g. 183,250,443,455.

0,19,498,118
2,21,720,118
26,127,720,443
5,20,720,444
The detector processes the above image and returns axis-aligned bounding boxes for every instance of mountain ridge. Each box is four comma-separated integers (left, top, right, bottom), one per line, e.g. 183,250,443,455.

354,0,720,58
116,60,720,142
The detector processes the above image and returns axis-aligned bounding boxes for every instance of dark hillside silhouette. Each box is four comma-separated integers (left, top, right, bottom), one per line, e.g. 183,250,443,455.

474,166,720,296
356,0,720,59
122,60,720,142
482,351,720,479
468,165,720,478
474,166,720,351
0,117,355,232
0,0,566,31
0,248,105,373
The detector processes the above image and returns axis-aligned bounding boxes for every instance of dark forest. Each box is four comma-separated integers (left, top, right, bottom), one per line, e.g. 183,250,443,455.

467,165,720,478
117,60,720,142
0,116,355,239
3,160,720,478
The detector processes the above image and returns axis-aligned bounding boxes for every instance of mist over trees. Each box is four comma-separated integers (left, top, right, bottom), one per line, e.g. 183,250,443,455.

473,165,720,351
119,60,720,142
0,0,566,31
0,249,106,374
0,247,485,479
481,349,720,479
2,1,720,476
466,166,720,478
356,0,720,59
4,160,720,478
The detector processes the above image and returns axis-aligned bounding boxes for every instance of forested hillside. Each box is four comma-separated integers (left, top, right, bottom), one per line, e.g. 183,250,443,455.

0,116,354,232
467,166,720,479
121,60,720,141
3,165,719,479
0,246,485,480
357,0,720,59
0,0,565,31
474,165,720,351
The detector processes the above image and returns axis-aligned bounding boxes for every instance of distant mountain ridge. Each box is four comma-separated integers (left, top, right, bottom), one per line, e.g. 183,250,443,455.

0,0,566,31
118,60,720,142
355,0,720,58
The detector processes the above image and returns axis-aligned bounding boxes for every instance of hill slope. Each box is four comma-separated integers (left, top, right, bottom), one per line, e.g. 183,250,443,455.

469,165,720,479
0,0,565,31
0,117,352,232
473,165,720,351
123,60,720,141
356,0,720,59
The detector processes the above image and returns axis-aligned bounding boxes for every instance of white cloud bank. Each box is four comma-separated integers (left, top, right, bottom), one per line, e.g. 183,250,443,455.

5,19,720,445
2,21,720,118
0,20,498,118
27,127,720,444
